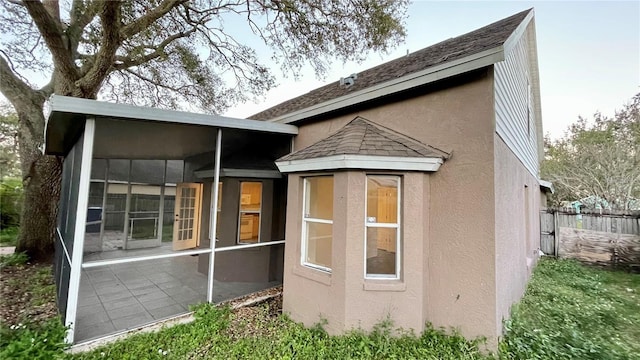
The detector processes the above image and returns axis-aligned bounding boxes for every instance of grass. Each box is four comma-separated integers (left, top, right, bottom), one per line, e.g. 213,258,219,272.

499,258,640,359
71,306,491,360
1,256,638,359
0,227,19,247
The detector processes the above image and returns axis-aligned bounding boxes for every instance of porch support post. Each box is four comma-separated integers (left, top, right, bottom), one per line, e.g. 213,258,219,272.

207,128,223,303
123,160,132,249
65,118,96,343
99,160,109,245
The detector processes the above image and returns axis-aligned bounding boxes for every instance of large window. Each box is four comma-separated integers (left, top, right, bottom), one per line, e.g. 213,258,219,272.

365,175,400,279
238,182,262,244
302,176,333,271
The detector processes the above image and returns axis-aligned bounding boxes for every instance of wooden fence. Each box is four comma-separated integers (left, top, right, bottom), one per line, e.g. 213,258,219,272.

540,208,640,270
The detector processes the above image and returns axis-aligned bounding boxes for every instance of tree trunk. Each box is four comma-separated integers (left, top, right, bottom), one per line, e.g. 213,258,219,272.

14,102,62,263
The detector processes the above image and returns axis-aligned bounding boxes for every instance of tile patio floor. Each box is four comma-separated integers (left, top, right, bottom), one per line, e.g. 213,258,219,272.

75,255,280,343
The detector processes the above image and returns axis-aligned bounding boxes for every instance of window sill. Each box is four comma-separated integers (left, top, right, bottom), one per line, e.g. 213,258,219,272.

293,264,332,286
363,280,406,292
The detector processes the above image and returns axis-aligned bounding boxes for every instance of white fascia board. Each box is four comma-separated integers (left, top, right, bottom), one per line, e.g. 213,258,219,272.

49,95,298,135
276,154,443,173
269,47,505,124
538,179,555,194
502,10,534,54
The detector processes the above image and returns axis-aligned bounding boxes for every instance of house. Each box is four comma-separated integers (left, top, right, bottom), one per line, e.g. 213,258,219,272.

47,9,543,347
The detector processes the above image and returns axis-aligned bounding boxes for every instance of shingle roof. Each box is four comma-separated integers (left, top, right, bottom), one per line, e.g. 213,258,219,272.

277,116,450,162
251,9,531,121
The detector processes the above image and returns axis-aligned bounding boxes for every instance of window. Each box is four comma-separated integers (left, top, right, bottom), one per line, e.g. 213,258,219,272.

365,175,400,279
302,176,333,271
237,182,262,244
209,182,222,241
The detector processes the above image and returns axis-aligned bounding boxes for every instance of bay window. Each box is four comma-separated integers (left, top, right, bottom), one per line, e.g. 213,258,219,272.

302,176,333,271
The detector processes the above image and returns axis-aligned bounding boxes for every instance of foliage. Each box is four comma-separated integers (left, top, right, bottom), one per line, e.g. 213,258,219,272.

0,318,68,359
72,304,490,360
0,107,20,178
0,177,22,230
500,258,640,359
0,227,19,247
542,93,640,210
0,251,28,268
0,0,409,112
0,0,409,261
2,257,639,359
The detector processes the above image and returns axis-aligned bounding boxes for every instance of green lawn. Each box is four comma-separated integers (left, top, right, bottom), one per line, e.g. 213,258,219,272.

1,256,638,359
500,258,640,360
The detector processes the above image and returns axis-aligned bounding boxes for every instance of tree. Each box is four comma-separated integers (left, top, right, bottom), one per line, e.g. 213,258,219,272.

0,106,20,179
542,93,640,210
0,0,408,261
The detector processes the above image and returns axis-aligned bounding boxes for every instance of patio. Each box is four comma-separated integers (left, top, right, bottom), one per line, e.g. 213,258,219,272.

76,255,280,342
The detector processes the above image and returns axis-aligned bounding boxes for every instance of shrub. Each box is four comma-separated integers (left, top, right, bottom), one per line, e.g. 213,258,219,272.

0,178,22,229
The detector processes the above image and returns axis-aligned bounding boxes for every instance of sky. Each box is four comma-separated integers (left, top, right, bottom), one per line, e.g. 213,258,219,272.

223,1,640,140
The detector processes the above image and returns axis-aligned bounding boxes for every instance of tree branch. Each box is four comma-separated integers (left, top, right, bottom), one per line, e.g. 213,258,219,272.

120,0,187,39
76,1,121,96
22,0,78,81
0,54,42,107
113,28,196,70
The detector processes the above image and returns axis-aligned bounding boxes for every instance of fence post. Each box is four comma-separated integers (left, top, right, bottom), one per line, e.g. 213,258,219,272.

553,210,560,258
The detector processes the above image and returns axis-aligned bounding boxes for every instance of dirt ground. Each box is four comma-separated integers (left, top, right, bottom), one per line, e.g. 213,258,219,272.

0,260,58,327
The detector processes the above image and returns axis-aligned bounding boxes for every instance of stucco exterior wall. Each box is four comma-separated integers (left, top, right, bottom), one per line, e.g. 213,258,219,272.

283,70,501,341
494,135,541,331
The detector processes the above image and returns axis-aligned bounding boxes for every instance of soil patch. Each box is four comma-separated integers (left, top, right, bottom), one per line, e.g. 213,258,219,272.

0,260,58,327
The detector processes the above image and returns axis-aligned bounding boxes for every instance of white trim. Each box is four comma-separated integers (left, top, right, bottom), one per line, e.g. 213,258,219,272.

49,95,298,135
215,240,285,253
301,177,334,272
236,181,263,245
81,248,212,269
302,262,332,273
364,175,401,280
55,228,72,265
207,129,223,303
502,10,535,54
65,118,95,344
303,218,333,224
277,155,443,173
269,47,505,124
194,168,282,179
539,179,555,194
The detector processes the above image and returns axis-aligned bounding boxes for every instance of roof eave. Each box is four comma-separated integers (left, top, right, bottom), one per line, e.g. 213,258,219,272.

268,46,506,125
275,154,445,173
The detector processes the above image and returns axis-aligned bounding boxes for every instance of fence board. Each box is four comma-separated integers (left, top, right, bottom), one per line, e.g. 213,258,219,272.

540,208,640,270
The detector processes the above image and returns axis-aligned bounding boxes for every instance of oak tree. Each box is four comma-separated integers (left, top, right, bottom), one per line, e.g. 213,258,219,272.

0,0,408,261
542,93,640,210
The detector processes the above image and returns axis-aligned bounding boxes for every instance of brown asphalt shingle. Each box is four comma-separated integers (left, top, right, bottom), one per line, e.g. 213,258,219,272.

277,117,450,162
251,9,531,121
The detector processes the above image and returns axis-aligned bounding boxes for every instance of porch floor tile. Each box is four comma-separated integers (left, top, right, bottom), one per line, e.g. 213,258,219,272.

74,254,279,343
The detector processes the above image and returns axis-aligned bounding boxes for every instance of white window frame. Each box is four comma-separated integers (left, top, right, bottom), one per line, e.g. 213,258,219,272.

237,181,262,244
364,175,401,280
301,176,333,273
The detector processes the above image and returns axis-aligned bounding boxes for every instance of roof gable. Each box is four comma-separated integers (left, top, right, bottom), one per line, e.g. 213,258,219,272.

278,116,450,162
251,9,532,122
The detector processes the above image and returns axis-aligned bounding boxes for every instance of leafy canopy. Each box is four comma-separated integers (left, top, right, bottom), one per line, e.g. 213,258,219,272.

542,93,640,210
0,0,409,113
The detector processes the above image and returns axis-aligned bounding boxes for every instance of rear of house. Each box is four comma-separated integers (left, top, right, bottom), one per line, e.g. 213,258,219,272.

47,9,543,347
254,8,543,345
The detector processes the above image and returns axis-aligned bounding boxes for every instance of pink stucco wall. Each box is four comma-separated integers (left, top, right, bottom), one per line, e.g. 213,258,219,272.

282,68,539,346
493,135,541,332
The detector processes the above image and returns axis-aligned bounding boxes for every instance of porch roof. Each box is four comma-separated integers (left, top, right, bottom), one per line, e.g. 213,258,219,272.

45,95,298,156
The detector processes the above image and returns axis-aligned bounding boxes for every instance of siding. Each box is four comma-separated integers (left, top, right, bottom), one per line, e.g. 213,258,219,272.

494,24,539,177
